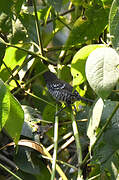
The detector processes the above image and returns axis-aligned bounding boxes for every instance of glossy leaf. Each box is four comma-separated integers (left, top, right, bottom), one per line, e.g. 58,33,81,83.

86,47,119,99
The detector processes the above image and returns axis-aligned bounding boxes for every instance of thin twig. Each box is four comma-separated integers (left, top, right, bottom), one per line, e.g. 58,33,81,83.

0,162,22,180
41,7,75,26
13,69,47,95
51,104,59,180
6,55,34,84
32,0,44,56
57,16,71,31
42,155,77,171
3,61,20,88
0,38,56,65
25,90,55,108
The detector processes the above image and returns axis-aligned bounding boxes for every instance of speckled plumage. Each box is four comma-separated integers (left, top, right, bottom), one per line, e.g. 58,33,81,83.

43,71,93,105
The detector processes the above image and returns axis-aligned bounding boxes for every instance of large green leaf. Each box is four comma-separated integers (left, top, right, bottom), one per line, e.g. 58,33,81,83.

0,79,24,143
5,91,24,144
71,44,104,86
87,98,104,149
109,0,119,52
85,47,119,99
91,100,119,179
0,79,10,131
66,6,108,46
14,147,50,179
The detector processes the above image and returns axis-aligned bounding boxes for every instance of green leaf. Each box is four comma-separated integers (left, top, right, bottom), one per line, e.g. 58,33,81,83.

66,6,108,46
85,47,119,99
5,91,24,144
0,0,14,16
47,0,62,12
19,13,37,43
0,44,29,81
109,0,119,51
71,44,104,86
91,100,119,179
43,15,67,47
14,146,50,179
87,98,104,149
43,104,55,123
60,66,72,83
0,79,10,131
0,79,24,143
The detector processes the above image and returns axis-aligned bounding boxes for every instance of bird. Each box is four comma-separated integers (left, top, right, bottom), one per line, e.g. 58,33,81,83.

43,71,93,114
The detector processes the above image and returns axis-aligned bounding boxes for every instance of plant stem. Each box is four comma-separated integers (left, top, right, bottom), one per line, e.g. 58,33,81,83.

57,16,71,31
51,104,59,180
13,69,47,95
41,7,75,26
81,102,119,167
0,38,56,65
0,162,22,180
3,61,20,88
32,0,44,56
6,55,34,84
71,111,83,180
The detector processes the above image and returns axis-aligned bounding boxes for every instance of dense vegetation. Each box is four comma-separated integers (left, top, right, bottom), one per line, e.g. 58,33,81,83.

0,0,119,179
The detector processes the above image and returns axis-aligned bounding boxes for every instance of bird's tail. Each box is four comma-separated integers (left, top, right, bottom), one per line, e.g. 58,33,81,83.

78,96,94,103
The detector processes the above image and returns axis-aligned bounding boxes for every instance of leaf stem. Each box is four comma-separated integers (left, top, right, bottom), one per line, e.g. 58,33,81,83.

81,102,119,167
71,110,83,180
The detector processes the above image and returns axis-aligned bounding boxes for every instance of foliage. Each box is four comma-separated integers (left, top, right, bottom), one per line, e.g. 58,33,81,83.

0,0,119,179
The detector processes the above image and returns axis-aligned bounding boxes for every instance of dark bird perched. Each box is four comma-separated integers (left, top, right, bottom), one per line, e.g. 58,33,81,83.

43,71,93,114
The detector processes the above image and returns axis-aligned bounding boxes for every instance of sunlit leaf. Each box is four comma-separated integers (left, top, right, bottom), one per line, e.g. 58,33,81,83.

71,44,104,86
5,91,24,144
0,44,29,81
0,79,10,131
